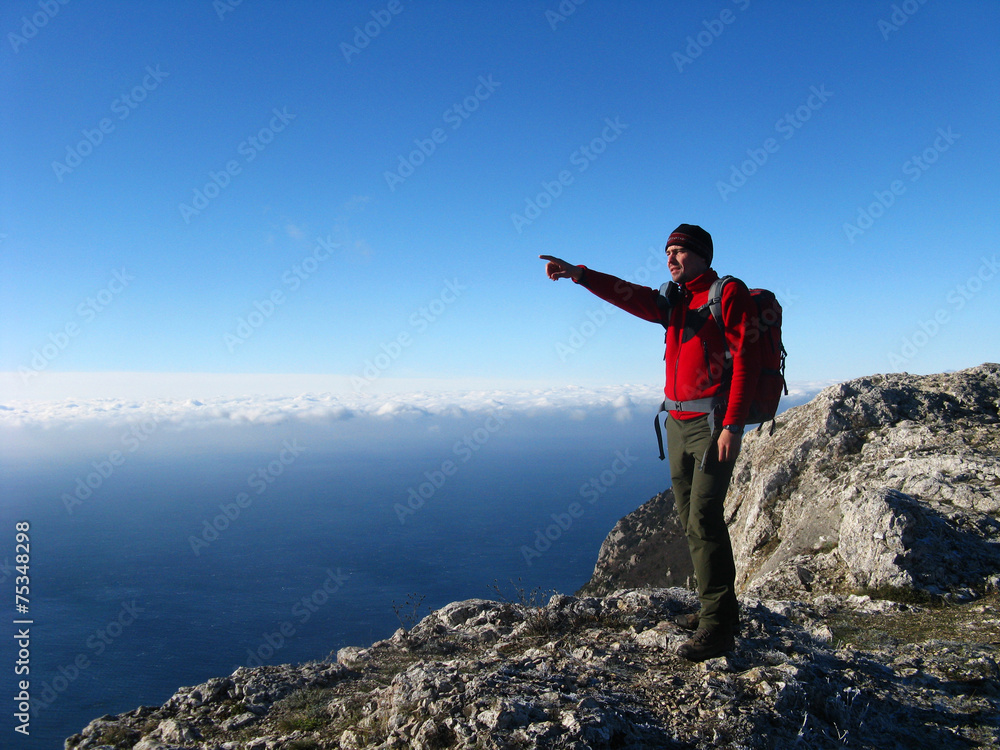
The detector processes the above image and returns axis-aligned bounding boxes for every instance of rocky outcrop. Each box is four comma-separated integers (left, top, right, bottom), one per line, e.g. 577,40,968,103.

576,488,692,597
584,363,1000,602
68,365,1000,749
730,363,1000,601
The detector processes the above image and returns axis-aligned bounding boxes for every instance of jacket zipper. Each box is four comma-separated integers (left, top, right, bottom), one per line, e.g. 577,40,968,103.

672,304,684,403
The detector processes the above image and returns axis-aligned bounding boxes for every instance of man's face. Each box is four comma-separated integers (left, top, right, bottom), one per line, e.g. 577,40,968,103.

666,245,708,283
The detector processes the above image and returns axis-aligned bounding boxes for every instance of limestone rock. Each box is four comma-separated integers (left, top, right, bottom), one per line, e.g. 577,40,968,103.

153,718,200,744
583,363,1000,601
578,487,693,596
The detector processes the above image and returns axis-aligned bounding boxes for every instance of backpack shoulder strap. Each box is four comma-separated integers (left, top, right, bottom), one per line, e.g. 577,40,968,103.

705,275,734,333
656,281,678,330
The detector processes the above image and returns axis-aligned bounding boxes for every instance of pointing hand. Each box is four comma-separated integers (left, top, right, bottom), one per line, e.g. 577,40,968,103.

539,255,582,282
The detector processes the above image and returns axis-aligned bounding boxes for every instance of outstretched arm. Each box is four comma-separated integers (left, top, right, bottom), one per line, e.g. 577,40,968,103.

539,254,664,323
539,255,583,282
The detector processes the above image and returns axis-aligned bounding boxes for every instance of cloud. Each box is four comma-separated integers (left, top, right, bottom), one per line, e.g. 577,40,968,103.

0,379,836,465
0,380,833,435
0,380,838,428
0,386,663,430
0,386,619,459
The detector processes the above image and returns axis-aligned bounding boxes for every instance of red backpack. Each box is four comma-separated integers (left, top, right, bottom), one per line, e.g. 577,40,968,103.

704,275,788,429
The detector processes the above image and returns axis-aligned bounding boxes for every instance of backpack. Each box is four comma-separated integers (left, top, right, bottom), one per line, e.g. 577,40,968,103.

703,276,788,429
653,275,787,459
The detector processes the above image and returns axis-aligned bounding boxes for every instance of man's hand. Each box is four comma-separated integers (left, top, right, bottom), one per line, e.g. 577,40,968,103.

717,429,742,463
539,255,582,282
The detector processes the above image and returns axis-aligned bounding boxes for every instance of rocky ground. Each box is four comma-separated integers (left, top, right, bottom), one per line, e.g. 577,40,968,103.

67,589,999,749
68,364,1000,749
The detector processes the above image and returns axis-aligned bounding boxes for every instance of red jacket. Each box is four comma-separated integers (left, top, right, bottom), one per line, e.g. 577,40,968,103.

577,266,760,427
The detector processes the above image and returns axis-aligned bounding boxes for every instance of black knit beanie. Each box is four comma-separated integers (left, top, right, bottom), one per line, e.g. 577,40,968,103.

666,224,713,267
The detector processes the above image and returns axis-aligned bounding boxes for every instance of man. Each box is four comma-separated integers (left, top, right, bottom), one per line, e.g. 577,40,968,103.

540,223,759,661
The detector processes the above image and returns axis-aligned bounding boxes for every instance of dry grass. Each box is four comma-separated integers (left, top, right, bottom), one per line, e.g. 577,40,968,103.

829,592,1000,649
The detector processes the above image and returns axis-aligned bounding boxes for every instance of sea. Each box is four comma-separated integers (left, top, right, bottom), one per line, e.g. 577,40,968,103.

0,409,674,748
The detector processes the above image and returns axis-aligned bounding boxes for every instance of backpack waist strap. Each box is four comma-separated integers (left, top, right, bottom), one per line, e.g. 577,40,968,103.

653,397,725,462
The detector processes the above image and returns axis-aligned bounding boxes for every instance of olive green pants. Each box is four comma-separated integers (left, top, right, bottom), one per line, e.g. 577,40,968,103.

666,414,739,631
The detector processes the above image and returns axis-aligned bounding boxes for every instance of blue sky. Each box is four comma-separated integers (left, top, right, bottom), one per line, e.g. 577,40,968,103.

2,0,998,402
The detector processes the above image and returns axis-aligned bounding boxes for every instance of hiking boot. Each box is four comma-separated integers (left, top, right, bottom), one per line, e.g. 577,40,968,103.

677,626,735,662
673,612,700,631
674,612,740,633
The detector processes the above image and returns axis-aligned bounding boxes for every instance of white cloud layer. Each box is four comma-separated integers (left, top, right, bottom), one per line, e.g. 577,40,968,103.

0,373,838,469
0,386,651,431
0,383,663,465
0,380,834,432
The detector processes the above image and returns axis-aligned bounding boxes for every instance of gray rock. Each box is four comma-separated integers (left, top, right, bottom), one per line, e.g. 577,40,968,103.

132,741,193,750
579,487,693,596
336,645,369,668
220,711,258,731
154,718,200,744
584,363,1000,601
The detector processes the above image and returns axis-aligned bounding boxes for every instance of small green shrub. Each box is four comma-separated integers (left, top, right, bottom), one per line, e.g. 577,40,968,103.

96,724,139,747
283,739,322,750
277,713,326,733
273,687,334,734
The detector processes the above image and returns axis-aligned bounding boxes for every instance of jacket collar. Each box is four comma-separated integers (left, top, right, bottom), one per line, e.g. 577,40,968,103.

678,268,718,296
